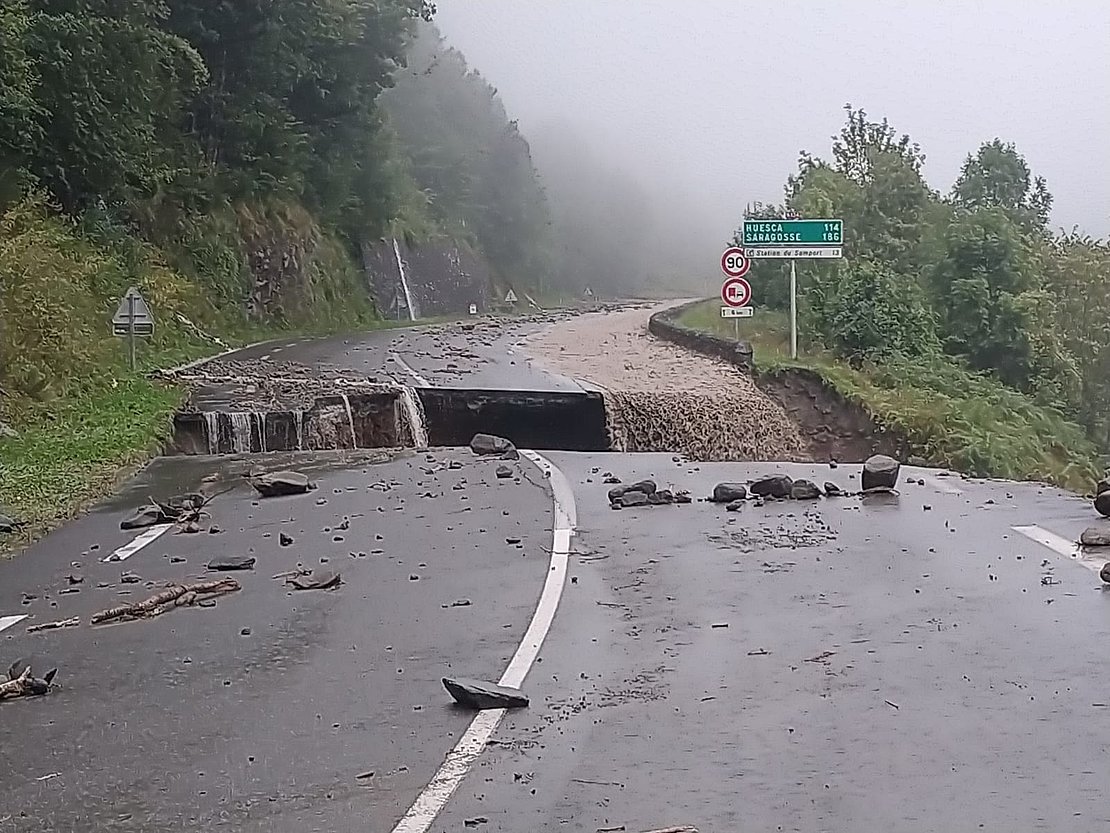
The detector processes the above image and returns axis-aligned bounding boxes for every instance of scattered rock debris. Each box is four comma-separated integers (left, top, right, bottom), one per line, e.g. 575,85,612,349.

442,677,528,709
0,662,58,700
496,464,514,479
91,579,241,624
251,471,315,497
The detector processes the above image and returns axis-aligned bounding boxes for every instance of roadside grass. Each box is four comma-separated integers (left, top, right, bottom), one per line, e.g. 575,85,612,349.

675,299,1100,490
0,378,184,547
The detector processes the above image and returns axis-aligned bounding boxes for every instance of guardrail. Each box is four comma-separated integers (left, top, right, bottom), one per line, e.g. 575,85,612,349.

647,299,754,372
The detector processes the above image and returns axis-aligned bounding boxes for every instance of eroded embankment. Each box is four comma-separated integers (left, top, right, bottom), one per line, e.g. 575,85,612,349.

644,300,907,462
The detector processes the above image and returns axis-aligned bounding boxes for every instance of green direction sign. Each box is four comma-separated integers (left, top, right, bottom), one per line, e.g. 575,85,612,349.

742,219,842,247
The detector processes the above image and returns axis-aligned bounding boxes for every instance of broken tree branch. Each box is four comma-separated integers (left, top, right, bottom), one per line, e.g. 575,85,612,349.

26,617,80,633
91,579,241,624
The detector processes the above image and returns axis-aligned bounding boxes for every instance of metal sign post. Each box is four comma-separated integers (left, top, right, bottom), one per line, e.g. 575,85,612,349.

789,259,798,360
741,219,844,360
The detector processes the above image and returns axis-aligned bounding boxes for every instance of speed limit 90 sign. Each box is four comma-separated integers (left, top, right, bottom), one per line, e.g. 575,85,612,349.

721,246,750,278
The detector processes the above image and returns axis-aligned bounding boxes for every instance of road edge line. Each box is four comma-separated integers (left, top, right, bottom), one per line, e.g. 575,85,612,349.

1012,524,1106,576
389,449,576,833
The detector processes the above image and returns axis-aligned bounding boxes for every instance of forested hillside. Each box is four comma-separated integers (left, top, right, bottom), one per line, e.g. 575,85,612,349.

734,106,1110,473
0,3,568,417
0,2,565,527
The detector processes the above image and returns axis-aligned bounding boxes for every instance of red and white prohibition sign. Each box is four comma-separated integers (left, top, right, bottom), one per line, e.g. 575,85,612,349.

721,276,752,308
720,246,751,278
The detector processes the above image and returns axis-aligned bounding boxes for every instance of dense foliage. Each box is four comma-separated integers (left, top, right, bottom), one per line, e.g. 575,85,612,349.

734,104,1110,456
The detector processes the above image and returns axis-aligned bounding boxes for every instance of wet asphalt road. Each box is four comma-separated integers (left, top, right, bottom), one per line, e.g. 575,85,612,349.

4,313,1110,832
196,317,591,393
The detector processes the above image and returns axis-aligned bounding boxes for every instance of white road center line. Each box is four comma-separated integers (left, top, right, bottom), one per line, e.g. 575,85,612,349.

389,352,431,388
101,523,174,563
389,450,576,833
0,615,28,633
1012,524,1107,576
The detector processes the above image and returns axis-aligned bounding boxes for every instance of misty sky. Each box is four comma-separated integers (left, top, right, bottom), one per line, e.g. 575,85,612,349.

434,1,1110,247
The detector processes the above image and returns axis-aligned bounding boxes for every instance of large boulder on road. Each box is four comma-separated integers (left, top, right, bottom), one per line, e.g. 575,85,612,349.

862,455,900,492
710,483,747,503
790,479,822,500
250,471,315,498
470,433,519,459
1096,490,1110,518
750,475,793,499
1080,527,1110,548
608,480,657,504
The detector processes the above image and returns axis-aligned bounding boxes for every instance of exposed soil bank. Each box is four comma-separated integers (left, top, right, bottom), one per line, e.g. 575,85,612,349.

648,301,909,463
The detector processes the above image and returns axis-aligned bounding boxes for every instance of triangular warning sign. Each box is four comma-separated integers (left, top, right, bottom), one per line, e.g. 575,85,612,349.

111,286,154,335
504,289,518,303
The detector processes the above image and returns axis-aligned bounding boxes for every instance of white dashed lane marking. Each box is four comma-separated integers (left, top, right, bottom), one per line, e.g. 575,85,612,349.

0,614,28,633
101,523,174,563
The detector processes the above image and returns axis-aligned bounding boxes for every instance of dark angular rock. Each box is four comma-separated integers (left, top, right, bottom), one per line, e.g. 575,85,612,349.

120,504,170,530
470,433,517,458
251,471,314,498
862,455,901,492
1096,491,1110,518
286,570,342,590
1101,562,1110,585
495,465,513,479
673,491,693,504
647,490,675,505
823,482,843,497
790,479,822,500
442,677,528,710
207,555,256,571
608,480,657,504
0,511,22,534
617,491,650,508
750,475,793,499
1080,527,1110,548
725,499,744,512
710,483,747,503
279,532,294,547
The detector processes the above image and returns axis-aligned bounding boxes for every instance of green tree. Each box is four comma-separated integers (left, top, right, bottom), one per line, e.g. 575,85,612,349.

930,207,1071,390
952,139,1053,232
805,259,939,362
6,0,207,212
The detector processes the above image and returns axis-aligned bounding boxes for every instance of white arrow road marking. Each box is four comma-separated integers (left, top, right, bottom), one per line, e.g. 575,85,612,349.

0,615,28,634
101,523,174,563
1012,524,1107,576
389,450,576,833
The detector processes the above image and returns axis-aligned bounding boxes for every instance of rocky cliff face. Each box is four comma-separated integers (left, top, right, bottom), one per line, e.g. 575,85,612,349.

361,237,493,319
